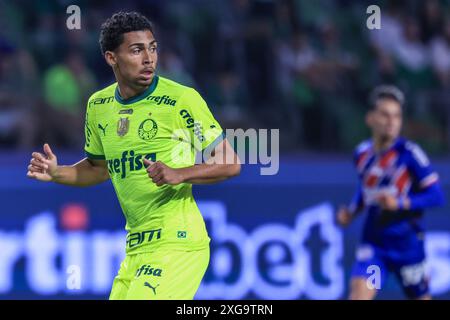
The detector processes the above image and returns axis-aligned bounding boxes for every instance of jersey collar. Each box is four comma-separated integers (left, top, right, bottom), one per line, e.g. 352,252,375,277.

372,136,401,155
115,75,159,105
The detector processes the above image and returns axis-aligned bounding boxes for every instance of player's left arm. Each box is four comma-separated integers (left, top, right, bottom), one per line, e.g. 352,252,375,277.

402,143,445,210
401,182,445,210
143,86,241,186
379,143,445,211
144,138,240,186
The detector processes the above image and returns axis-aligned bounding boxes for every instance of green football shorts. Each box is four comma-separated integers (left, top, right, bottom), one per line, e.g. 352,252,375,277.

109,246,209,300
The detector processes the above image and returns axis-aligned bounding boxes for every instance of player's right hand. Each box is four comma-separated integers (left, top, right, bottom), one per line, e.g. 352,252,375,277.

336,205,353,227
27,143,58,182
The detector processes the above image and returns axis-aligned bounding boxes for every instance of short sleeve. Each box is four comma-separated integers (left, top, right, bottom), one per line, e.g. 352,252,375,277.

406,142,439,189
84,98,105,160
176,88,224,152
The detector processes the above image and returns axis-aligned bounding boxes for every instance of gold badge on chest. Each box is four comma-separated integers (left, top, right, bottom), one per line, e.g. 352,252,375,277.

117,117,130,136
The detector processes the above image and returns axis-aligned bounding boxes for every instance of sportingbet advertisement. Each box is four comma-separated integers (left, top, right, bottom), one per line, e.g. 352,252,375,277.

1,153,449,299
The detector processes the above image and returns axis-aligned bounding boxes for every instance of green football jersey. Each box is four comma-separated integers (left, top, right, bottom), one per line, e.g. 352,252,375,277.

84,75,224,254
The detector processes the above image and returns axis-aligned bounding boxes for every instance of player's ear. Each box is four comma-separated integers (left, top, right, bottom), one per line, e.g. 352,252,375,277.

104,51,117,67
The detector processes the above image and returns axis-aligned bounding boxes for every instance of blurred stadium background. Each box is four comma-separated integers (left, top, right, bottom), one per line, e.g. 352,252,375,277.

1,0,450,299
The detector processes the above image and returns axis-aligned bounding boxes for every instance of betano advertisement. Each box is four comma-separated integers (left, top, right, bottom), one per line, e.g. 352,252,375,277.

1,154,449,299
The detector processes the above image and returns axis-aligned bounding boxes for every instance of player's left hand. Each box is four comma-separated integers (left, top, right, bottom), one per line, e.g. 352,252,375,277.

143,159,184,187
377,193,399,211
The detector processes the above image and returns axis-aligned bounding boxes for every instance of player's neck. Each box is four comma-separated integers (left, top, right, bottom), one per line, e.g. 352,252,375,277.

116,82,149,100
373,136,397,153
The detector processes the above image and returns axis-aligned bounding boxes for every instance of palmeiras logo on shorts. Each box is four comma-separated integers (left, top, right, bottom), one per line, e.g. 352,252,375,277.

117,117,129,136
138,118,158,140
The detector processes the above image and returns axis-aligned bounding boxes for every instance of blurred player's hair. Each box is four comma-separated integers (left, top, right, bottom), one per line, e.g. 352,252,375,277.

99,11,154,55
368,85,405,111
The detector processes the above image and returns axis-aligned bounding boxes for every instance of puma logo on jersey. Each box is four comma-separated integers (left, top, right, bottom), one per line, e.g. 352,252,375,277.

144,282,160,295
98,123,108,136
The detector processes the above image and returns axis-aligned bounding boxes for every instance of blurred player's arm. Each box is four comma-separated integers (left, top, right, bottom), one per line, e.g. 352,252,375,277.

338,147,368,226
337,183,364,226
378,143,446,211
404,182,445,210
403,144,445,210
144,139,241,186
27,143,109,186
378,179,445,211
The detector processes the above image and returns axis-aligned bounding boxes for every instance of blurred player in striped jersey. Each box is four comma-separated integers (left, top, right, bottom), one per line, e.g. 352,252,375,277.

337,85,445,300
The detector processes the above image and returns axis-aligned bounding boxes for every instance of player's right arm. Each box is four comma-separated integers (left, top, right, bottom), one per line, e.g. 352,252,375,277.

337,184,364,226
27,143,109,186
337,147,366,227
27,93,109,186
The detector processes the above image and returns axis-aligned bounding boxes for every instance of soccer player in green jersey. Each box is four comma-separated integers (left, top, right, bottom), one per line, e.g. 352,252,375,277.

26,11,241,300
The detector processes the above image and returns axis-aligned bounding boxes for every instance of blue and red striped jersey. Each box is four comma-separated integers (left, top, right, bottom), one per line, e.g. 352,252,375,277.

350,137,444,253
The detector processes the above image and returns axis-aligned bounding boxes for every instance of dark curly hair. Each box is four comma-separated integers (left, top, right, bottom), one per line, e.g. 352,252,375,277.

99,11,154,55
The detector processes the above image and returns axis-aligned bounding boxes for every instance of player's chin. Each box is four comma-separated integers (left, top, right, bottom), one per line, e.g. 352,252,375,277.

386,132,400,140
382,130,399,140
136,75,154,86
